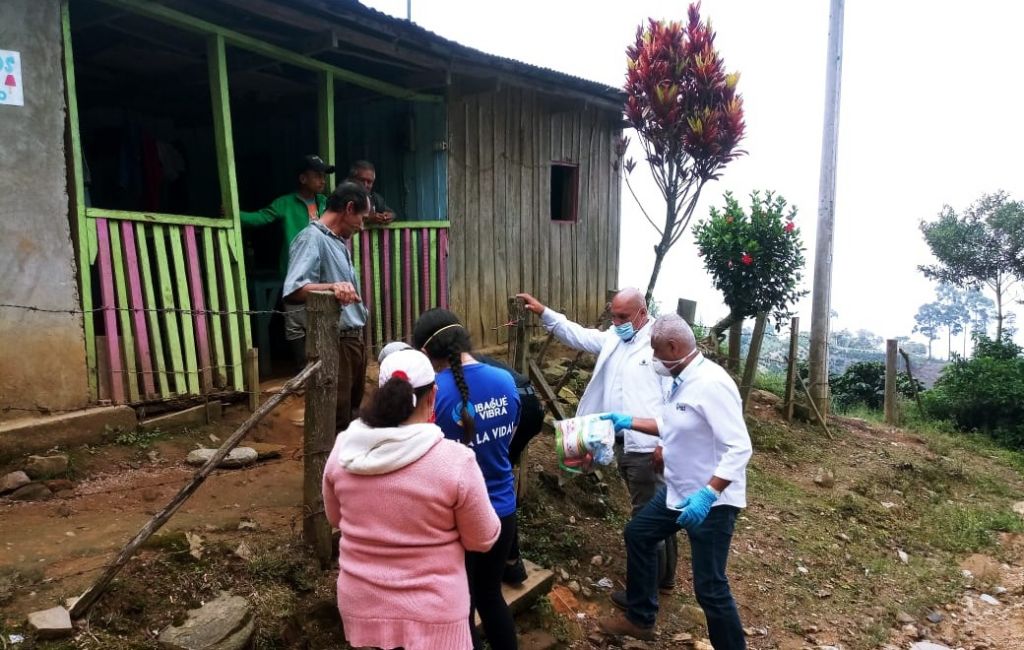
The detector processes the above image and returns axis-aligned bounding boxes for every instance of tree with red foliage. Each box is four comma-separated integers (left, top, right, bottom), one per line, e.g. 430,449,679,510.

623,3,746,305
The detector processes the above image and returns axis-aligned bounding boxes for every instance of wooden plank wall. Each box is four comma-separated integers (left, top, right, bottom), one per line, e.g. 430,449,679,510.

447,86,622,348
336,98,447,221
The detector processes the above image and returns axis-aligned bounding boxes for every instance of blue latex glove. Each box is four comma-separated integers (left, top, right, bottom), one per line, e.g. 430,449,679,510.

600,413,633,432
675,487,719,531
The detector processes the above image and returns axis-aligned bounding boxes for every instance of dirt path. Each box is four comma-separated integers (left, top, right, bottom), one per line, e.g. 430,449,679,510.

4,386,1024,649
0,395,307,620
883,535,1024,650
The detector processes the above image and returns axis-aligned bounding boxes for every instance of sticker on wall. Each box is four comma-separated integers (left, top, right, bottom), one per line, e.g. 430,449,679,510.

0,51,24,107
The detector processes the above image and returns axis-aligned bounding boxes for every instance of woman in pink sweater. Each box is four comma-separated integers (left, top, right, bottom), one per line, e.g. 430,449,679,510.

323,349,501,650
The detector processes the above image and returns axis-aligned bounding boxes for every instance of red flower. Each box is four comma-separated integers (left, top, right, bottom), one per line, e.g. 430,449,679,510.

741,253,754,265
784,221,795,233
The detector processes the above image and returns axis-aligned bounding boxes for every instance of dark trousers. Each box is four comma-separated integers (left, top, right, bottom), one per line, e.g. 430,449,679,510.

508,393,544,466
616,445,679,590
468,513,518,650
506,393,544,565
625,486,745,649
289,334,366,433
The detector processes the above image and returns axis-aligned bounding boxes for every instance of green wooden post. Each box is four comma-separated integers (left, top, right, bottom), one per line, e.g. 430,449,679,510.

135,223,171,398
317,71,335,170
108,222,140,403
169,228,201,395
208,33,253,392
217,231,245,390
151,225,188,393
61,1,98,401
372,234,383,346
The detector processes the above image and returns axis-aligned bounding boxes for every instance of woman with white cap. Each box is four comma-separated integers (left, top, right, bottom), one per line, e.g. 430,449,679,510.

322,348,500,650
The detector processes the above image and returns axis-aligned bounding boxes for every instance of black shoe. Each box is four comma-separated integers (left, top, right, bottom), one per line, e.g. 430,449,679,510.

610,589,628,611
502,557,527,586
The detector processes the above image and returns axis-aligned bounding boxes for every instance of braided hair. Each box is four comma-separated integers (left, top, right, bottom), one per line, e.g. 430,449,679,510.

362,377,435,428
413,309,475,445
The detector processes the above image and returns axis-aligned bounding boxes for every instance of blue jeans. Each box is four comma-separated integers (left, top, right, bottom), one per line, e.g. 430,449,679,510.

624,486,745,649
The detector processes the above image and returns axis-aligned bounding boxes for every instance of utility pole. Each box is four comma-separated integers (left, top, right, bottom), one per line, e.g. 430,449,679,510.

807,0,845,422
407,0,412,21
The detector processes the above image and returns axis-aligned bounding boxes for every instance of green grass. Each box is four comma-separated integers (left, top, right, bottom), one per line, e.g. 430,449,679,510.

753,369,788,397
114,427,166,448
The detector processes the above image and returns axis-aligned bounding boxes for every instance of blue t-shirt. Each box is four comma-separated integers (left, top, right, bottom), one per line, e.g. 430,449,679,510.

435,362,520,518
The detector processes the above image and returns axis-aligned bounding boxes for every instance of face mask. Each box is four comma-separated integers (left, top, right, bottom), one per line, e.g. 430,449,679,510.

613,307,643,341
614,321,636,341
653,349,699,377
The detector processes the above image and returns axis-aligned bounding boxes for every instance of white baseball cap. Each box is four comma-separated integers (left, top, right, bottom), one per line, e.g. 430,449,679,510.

378,349,435,389
378,341,412,364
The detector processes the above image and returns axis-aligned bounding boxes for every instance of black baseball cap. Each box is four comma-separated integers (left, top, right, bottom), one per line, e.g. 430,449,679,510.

298,154,335,175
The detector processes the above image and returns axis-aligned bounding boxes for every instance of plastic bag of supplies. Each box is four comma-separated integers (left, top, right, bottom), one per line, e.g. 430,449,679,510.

555,413,616,474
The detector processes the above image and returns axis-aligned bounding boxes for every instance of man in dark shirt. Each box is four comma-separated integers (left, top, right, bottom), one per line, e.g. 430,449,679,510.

348,160,396,225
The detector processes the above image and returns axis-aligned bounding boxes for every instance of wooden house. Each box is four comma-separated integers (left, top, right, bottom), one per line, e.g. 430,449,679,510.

0,0,623,415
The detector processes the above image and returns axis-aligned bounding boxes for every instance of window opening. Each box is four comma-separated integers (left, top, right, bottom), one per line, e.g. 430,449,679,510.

550,162,579,222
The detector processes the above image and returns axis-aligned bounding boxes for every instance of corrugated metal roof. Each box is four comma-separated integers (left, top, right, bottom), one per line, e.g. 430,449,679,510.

299,0,626,107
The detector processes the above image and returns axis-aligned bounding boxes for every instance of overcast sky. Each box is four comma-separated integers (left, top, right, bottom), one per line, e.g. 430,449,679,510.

364,0,1024,351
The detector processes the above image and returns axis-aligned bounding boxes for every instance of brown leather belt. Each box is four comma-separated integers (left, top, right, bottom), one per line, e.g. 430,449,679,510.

339,328,363,339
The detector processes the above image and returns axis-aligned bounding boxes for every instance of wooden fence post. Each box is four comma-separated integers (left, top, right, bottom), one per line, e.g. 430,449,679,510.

246,348,259,412
740,313,768,412
784,316,800,421
508,297,528,376
509,297,531,500
676,298,697,326
304,291,340,567
899,347,924,415
728,321,742,372
884,338,899,425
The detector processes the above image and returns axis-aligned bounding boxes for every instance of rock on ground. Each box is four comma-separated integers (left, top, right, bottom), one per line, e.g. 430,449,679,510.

7,482,53,501
961,553,1002,584
158,592,254,650
1,470,31,494
24,454,69,479
910,642,951,650
27,606,73,639
185,447,258,469
813,467,835,488
247,443,285,460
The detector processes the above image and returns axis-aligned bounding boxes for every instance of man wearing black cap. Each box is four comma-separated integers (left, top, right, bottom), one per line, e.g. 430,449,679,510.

240,154,336,276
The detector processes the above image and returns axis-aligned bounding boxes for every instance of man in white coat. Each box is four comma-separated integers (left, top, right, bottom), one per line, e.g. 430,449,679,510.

516,288,677,593
597,314,751,648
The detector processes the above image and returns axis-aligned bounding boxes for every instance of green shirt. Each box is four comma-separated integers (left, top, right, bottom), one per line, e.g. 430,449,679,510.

240,193,327,275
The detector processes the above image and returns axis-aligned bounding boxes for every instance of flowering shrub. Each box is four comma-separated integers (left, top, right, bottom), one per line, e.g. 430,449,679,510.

693,191,807,340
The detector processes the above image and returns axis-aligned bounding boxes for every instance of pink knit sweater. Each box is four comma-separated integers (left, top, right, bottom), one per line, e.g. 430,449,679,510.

323,422,501,650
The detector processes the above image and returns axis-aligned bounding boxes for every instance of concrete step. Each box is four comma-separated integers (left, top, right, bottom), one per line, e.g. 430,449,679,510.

475,560,554,629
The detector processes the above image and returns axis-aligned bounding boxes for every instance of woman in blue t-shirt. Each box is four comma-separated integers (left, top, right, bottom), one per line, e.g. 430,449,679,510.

413,309,520,650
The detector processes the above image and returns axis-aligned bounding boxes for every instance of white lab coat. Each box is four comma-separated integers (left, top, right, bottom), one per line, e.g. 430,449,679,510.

540,308,665,453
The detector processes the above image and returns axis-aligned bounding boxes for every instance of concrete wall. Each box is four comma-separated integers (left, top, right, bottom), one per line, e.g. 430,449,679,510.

0,0,90,417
